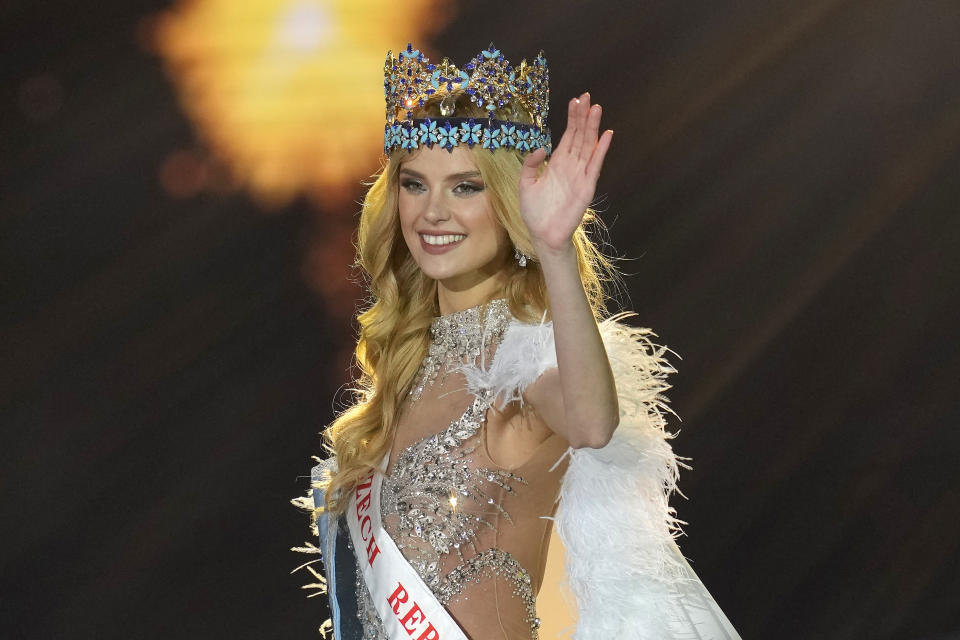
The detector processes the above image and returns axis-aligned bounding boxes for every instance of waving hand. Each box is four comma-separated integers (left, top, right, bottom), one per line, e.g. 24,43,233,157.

517,92,613,254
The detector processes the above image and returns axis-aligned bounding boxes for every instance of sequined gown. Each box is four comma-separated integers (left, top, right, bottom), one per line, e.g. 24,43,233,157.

355,302,568,640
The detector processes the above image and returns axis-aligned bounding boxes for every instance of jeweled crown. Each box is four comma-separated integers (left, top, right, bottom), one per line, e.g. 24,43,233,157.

383,43,551,156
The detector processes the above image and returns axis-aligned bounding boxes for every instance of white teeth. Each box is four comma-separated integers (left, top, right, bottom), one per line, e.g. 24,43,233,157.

421,234,465,246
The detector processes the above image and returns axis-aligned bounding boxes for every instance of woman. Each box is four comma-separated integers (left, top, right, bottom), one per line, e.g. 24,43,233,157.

294,44,741,640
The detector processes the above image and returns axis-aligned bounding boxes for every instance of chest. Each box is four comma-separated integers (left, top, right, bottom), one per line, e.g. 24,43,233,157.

387,375,558,475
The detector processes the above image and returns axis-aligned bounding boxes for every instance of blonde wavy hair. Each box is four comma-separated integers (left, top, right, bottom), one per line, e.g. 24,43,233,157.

319,91,618,515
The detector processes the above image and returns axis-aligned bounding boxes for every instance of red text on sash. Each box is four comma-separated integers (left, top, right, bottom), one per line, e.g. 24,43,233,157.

355,471,382,566
388,582,441,639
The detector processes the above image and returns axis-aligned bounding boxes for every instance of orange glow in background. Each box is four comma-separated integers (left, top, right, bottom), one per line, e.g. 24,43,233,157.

143,0,454,313
147,0,454,210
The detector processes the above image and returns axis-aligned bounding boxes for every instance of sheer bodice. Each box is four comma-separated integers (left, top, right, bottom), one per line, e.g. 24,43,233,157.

355,304,569,640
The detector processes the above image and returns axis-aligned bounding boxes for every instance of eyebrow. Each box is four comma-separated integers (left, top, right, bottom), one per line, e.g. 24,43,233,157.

398,168,482,181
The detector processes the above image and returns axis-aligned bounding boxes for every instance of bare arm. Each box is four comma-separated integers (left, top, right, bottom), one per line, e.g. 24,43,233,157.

517,93,619,448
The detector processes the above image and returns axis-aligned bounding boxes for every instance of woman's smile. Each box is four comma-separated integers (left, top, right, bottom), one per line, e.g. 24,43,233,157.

419,232,467,253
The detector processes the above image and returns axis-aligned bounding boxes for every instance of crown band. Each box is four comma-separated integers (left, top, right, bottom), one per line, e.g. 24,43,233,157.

384,117,550,154
383,44,551,156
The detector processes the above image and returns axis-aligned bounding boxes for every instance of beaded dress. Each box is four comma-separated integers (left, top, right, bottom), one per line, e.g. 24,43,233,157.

354,299,567,640
296,299,743,640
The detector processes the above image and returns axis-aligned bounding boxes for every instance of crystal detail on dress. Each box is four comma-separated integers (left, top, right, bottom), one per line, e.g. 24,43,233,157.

356,563,389,639
376,397,541,638
408,298,510,402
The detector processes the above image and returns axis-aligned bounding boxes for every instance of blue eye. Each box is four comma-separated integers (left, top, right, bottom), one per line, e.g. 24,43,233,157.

453,182,484,195
401,179,425,193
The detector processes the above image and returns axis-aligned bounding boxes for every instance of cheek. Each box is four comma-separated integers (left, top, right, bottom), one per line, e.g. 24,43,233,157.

464,196,499,240
397,194,419,240
397,193,413,228
479,208,509,252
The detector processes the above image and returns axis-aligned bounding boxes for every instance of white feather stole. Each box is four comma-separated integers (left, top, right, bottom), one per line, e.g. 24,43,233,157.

460,314,740,639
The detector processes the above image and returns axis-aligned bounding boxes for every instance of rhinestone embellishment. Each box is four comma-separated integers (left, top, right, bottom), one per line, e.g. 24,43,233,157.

376,396,541,638
408,299,510,402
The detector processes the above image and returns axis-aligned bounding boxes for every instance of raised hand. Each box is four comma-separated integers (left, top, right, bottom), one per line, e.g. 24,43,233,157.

517,92,613,256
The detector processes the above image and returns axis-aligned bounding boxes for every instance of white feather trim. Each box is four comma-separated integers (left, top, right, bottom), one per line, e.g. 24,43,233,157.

459,314,739,638
459,314,559,410
558,318,692,638
291,456,336,630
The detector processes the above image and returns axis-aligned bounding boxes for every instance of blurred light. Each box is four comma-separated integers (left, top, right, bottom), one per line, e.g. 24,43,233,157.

278,1,331,53
147,0,454,211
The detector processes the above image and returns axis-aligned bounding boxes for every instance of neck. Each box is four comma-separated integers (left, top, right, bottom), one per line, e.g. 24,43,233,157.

436,271,509,315
410,297,511,402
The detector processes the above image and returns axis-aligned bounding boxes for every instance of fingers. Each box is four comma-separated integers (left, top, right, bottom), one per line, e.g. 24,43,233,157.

569,93,589,159
555,95,582,156
585,129,614,185
519,147,547,184
585,103,602,153
556,93,604,162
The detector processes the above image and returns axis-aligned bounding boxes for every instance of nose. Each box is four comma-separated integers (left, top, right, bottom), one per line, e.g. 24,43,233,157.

423,190,451,224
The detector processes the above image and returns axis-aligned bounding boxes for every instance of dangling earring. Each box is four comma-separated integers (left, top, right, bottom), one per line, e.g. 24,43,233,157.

514,248,528,268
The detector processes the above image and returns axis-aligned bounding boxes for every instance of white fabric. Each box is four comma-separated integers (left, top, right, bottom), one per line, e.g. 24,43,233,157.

346,465,468,640
460,314,742,639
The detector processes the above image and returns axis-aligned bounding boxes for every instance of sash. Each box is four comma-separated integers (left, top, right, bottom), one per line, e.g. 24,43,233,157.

346,466,468,640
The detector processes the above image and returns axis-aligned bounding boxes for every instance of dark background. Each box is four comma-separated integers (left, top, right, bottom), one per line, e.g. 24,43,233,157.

3,0,959,638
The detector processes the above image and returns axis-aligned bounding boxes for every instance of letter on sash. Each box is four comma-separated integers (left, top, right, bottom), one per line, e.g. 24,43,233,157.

417,625,440,640
400,602,426,632
388,583,408,615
